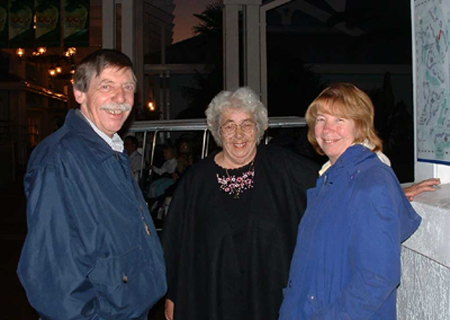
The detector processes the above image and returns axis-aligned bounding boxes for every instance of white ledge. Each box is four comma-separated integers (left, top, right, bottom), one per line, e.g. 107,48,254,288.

402,183,450,268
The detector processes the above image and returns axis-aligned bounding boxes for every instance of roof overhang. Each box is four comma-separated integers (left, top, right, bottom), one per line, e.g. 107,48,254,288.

0,80,68,102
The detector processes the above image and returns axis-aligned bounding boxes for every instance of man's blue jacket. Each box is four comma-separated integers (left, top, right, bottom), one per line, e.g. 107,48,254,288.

18,109,167,320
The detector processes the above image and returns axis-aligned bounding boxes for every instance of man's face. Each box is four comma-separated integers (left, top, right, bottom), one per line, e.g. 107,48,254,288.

74,66,136,137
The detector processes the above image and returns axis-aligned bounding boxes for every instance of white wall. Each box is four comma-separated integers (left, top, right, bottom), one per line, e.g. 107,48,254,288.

398,184,450,319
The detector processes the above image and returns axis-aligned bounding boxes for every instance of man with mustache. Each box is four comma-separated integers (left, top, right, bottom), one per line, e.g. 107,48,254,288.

17,49,167,320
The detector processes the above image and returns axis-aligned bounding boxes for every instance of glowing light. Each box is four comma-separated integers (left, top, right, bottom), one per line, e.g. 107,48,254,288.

16,48,25,58
64,47,77,57
37,47,46,54
48,68,56,76
148,101,155,111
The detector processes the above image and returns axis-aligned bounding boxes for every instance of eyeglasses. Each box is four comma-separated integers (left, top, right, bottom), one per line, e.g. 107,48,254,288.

221,120,256,135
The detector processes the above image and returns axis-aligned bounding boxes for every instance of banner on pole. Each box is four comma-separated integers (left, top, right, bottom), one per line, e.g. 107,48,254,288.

64,0,89,47
9,0,34,48
0,2,8,48
35,0,60,47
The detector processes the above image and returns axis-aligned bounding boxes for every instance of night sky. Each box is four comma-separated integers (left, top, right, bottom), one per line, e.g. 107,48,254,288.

173,0,216,43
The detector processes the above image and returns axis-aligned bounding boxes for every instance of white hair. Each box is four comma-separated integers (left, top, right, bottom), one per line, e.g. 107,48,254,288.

205,87,268,147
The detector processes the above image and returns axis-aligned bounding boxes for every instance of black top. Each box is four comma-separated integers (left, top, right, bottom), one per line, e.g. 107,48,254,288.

162,144,319,320
215,161,255,295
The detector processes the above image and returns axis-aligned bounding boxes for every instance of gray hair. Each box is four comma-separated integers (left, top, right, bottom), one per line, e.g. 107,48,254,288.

205,87,268,147
73,49,137,92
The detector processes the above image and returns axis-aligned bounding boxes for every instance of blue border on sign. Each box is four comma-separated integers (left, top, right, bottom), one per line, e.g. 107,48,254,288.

418,158,450,165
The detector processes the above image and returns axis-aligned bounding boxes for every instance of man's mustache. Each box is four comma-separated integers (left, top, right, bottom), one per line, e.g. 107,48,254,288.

100,103,132,112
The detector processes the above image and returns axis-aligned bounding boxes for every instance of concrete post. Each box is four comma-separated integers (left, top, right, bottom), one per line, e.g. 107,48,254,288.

222,0,261,96
103,0,144,121
102,0,116,49
134,0,145,113
223,3,240,91
244,4,261,96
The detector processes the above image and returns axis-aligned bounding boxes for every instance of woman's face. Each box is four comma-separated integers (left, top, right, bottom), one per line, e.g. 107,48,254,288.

220,109,257,167
314,112,357,165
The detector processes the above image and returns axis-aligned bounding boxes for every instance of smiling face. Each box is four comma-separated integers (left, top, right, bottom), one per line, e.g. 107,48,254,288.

220,109,257,168
74,66,136,137
314,113,357,165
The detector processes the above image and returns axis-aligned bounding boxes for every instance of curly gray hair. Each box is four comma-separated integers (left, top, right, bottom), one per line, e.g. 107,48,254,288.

205,87,268,147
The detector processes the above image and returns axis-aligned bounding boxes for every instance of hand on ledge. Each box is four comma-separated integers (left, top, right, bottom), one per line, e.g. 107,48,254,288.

403,178,441,201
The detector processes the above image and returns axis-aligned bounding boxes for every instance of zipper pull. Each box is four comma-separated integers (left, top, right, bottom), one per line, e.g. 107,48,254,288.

144,222,151,236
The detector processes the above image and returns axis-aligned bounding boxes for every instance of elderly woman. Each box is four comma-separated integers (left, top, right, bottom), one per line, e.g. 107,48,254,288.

278,83,424,320
162,87,319,320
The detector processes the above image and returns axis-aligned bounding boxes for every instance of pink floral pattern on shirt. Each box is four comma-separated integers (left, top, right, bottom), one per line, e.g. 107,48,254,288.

216,167,255,197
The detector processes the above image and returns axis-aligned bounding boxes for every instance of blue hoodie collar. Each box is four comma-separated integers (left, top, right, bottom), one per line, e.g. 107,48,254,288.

322,144,378,179
64,109,121,162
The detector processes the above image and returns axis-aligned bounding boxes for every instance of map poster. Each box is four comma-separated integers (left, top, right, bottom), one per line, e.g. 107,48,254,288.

414,0,450,164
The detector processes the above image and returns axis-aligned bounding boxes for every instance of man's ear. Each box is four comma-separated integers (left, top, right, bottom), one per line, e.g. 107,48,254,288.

73,89,86,105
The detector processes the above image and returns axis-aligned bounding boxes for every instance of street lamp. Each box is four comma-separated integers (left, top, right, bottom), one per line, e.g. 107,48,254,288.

16,48,25,61
48,67,57,77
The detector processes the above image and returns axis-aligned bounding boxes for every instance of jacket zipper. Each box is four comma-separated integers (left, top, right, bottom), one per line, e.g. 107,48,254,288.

116,152,152,236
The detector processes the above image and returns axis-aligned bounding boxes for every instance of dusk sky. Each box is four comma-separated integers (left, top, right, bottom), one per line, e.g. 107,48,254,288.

172,0,216,43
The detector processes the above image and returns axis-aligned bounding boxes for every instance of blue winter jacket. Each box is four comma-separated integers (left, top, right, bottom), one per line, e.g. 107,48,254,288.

17,109,167,320
278,145,421,320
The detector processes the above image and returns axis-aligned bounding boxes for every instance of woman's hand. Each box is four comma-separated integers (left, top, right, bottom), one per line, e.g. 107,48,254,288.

403,178,441,201
165,299,175,320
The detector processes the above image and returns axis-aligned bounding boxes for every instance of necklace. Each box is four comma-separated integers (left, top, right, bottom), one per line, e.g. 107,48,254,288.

217,159,255,199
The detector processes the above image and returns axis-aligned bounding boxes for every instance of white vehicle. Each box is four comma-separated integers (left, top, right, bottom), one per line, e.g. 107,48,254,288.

126,117,307,229
126,116,307,183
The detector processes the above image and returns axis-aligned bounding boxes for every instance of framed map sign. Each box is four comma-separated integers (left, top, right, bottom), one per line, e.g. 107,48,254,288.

414,0,450,164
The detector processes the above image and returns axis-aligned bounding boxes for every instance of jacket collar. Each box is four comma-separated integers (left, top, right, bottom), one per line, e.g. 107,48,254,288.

319,143,391,177
64,109,121,162
320,144,379,179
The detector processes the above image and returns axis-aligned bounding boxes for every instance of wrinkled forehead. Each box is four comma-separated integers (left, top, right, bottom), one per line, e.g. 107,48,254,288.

221,107,254,122
95,65,137,84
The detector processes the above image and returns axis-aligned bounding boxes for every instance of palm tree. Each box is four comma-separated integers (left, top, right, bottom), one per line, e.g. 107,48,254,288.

179,1,326,118
193,2,222,37
178,2,223,119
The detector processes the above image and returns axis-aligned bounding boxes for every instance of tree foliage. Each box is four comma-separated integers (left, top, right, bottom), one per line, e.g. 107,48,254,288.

178,2,223,119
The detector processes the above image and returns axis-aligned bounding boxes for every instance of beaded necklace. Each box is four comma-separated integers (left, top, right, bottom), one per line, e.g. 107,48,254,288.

217,159,255,199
